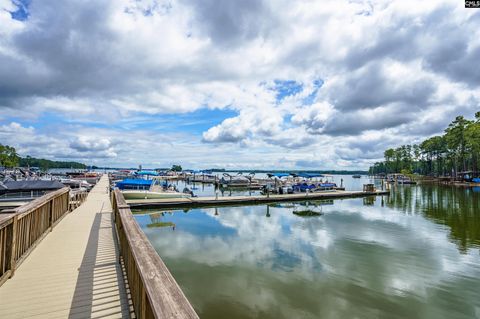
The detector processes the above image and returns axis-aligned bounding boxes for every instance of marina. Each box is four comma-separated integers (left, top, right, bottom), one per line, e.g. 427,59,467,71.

1,2,479,318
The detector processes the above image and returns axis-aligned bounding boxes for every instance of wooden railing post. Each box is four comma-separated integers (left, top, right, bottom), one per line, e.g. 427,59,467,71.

8,215,18,278
49,199,54,231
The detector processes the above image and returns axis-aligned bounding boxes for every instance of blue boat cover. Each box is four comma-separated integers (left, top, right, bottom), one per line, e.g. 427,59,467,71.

472,178,480,183
297,173,324,178
135,171,159,176
319,183,336,187
116,179,152,189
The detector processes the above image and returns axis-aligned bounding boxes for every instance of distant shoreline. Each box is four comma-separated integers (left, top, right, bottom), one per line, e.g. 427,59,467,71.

66,167,369,175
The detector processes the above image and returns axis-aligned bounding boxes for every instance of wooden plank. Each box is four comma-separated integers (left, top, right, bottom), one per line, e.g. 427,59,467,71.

8,216,17,277
12,229,50,270
0,270,11,288
0,215,14,230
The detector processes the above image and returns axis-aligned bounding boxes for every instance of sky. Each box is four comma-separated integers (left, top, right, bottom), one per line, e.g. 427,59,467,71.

0,0,479,170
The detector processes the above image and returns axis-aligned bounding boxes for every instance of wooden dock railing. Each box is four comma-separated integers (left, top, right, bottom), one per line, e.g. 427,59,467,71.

0,187,70,287
111,189,199,319
69,189,88,211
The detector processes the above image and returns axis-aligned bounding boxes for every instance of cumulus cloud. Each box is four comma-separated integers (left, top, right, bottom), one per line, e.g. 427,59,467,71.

0,0,479,169
70,136,113,152
0,121,34,134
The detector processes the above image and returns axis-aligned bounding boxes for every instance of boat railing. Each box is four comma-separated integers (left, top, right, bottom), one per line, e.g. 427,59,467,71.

111,188,199,319
0,187,70,287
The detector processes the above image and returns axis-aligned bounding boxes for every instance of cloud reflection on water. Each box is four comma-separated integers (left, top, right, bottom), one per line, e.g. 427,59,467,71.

136,189,480,319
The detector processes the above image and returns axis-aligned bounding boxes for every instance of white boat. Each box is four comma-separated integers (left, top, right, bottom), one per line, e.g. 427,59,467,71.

121,179,192,200
122,190,191,200
387,174,417,185
220,173,261,189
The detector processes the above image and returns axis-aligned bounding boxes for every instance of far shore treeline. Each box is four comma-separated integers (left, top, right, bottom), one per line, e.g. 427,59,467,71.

369,113,480,177
0,143,86,170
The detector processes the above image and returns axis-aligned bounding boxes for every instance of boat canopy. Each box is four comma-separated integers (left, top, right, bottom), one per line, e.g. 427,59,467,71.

135,170,159,176
267,173,291,178
116,179,152,189
0,180,65,192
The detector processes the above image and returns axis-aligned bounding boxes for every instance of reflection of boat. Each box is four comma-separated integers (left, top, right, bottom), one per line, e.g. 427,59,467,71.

299,200,334,206
352,174,361,178
269,200,334,209
293,210,323,217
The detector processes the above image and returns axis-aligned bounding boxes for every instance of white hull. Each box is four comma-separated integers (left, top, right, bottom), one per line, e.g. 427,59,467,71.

122,190,191,200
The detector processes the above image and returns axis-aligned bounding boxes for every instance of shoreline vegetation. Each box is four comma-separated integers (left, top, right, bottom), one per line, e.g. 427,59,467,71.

369,113,480,179
0,144,87,170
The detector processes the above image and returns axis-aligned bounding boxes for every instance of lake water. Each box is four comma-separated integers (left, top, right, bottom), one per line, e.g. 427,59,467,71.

134,178,480,319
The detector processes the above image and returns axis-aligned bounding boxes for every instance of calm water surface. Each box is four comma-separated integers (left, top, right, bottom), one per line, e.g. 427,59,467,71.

134,180,480,319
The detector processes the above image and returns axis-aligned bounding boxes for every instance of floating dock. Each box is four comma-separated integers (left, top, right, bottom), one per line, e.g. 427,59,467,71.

127,189,390,209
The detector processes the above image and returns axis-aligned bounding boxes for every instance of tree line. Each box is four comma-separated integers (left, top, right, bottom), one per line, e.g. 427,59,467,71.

0,144,87,170
369,112,480,177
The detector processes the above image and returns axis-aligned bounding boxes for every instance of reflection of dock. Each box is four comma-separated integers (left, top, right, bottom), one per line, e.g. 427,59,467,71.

127,189,390,208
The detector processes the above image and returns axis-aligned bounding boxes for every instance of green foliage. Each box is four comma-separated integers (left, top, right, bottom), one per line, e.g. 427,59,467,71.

0,144,19,168
0,143,87,170
370,113,480,177
19,156,87,170
171,164,182,172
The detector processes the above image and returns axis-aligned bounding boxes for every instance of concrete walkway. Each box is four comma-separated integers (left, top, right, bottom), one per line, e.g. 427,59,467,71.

0,175,132,318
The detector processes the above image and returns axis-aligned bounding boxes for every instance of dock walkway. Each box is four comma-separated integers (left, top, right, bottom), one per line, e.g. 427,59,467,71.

127,189,390,209
0,175,132,318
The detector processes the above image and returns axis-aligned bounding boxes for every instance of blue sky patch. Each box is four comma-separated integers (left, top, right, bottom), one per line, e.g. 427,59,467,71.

120,108,237,135
273,80,304,103
5,107,238,137
9,0,31,21
135,209,237,238
302,79,324,105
